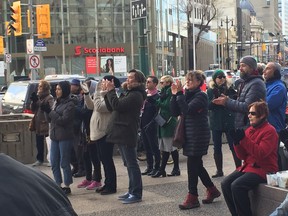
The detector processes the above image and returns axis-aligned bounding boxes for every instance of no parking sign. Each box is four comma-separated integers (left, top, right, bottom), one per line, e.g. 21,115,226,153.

28,54,40,69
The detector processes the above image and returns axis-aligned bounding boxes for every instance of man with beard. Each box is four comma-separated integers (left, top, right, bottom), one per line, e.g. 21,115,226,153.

213,56,266,130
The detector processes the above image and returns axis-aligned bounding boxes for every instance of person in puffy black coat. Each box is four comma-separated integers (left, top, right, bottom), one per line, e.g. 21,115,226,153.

170,70,221,210
41,81,76,195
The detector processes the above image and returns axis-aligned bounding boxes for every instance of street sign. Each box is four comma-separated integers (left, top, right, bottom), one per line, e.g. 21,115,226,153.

26,39,34,54
28,54,40,69
5,54,11,63
34,39,47,52
131,0,147,20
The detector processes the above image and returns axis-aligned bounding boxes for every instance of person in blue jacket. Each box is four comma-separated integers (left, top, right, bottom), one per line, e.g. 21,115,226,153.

263,62,287,171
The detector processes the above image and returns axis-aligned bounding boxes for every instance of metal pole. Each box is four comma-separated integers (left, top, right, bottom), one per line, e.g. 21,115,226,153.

94,0,100,75
61,0,66,74
226,16,229,70
4,1,11,85
192,0,196,70
130,5,134,69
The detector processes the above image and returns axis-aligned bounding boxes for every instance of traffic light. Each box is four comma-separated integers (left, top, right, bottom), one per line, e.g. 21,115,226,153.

36,4,51,39
0,36,4,54
5,22,11,36
10,1,22,36
276,43,280,54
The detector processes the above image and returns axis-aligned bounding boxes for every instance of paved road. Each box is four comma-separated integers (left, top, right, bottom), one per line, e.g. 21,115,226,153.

37,144,235,216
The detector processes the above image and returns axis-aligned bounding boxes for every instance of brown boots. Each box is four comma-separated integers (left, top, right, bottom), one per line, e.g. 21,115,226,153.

179,193,200,210
202,186,221,204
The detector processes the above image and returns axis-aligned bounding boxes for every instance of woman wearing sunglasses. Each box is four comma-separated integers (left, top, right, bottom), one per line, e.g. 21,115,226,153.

221,101,278,216
207,70,239,178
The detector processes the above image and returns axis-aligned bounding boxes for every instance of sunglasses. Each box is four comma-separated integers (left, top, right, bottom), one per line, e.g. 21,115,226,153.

217,75,226,79
248,111,257,116
146,80,152,83
160,81,164,84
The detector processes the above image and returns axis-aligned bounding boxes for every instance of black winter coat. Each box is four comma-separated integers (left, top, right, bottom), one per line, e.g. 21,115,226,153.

105,85,147,148
170,88,210,156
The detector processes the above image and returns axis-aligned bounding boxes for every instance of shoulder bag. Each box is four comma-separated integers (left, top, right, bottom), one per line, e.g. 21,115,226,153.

173,115,185,148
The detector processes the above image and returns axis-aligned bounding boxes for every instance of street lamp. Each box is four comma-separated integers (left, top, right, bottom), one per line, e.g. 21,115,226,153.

221,16,233,70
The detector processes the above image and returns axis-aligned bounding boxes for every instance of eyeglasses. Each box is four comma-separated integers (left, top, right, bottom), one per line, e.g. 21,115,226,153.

217,75,226,79
248,111,257,116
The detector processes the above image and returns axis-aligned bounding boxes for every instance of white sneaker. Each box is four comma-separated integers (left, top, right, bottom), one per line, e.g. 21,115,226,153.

32,161,43,167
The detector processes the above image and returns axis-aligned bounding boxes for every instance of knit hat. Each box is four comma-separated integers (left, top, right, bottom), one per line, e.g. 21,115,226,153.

58,81,71,98
212,69,225,81
70,78,80,86
240,56,257,71
103,75,121,88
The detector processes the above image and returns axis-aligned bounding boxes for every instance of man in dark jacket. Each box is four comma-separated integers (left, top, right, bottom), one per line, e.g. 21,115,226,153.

0,154,77,216
104,69,147,204
213,56,266,129
140,76,161,176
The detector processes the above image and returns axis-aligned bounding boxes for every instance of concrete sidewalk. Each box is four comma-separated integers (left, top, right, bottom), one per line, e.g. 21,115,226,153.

36,144,235,216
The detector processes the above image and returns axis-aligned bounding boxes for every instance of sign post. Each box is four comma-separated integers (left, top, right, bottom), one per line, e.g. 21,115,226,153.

131,0,148,76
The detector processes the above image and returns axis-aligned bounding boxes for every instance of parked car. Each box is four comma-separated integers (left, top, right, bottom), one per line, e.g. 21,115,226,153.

2,74,86,114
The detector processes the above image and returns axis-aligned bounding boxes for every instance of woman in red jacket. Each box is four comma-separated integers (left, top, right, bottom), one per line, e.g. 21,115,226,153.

221,101,278,216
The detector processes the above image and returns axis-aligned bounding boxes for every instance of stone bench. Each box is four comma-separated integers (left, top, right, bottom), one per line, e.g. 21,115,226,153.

249,184,288,216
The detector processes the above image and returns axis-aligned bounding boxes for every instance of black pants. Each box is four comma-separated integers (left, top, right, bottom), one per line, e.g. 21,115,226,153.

96,136,117,191
83,142,101,182
221,171,266,216
187,155,214,196
36,134,45,162
141,122,161,170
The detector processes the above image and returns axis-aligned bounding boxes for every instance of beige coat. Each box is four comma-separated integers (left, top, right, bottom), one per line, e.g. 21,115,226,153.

84,84,112,141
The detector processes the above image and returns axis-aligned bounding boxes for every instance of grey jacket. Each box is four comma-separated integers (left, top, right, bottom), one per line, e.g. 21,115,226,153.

225,76,266,129
48,96,76,141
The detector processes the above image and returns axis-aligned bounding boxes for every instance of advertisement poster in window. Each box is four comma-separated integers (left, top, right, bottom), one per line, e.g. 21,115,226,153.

85,56,100,74
114,56,127,73
100,56,114,75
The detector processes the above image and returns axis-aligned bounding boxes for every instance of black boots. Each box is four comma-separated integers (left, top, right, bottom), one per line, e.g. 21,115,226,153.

168,150,180,176
152,151,169,178
212,154,223,178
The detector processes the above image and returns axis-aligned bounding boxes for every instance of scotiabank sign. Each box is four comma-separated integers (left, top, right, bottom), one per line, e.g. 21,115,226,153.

74,46,125,56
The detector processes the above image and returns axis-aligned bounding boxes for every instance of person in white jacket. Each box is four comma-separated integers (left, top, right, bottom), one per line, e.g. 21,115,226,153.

81,75,120,195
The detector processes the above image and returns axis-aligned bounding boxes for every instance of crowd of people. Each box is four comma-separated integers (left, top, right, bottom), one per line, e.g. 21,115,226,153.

28,55,288,215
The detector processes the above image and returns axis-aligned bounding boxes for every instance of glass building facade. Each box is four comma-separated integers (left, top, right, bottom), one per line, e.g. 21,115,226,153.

0,0,188,78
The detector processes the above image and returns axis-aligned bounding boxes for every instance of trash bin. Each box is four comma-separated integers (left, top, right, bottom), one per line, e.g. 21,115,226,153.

0,114,36,164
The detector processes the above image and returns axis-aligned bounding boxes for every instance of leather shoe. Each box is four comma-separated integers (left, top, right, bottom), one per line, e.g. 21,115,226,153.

141,169,153,175
147,169,157,176
151,170,166,178
96,186,105,193
100,188,117,195
73,170,85,178
167,169,180,177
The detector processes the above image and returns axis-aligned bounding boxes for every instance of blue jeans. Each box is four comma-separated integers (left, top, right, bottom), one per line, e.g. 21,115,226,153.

221,171,266,216
50,139,73,186
118,145,142,198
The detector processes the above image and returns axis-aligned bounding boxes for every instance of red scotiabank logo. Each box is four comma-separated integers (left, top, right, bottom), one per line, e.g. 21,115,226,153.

74,46,125,56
